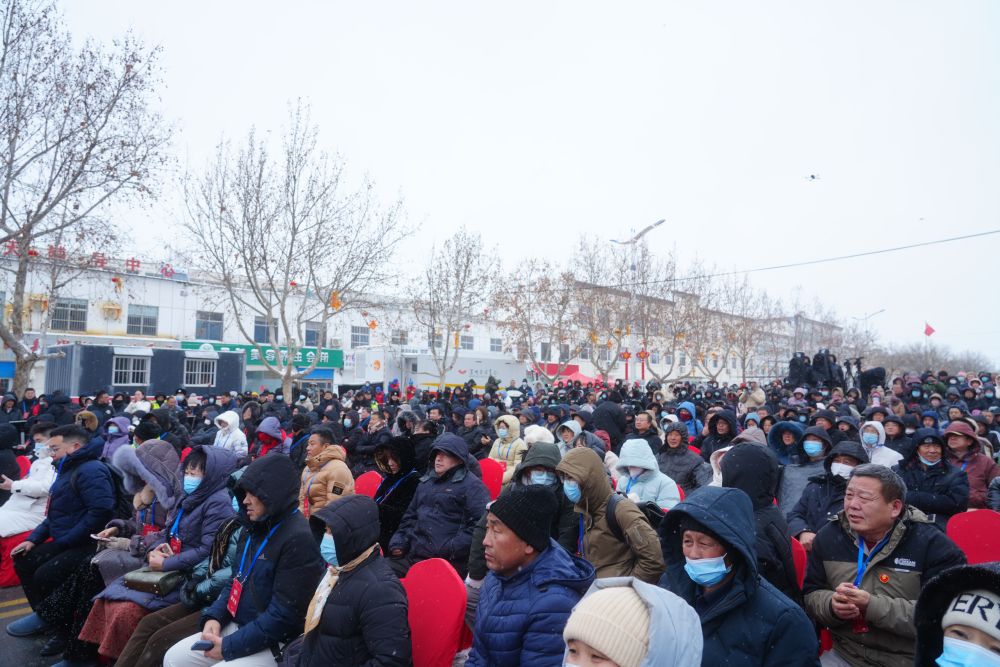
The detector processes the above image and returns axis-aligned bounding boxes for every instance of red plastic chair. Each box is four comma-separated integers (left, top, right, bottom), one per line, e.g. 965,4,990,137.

790,537,807,589
401,558,467,667
354,471,384,499
15,455,30,478
479,458,504,501
947,510,1000,564
688,445,701,456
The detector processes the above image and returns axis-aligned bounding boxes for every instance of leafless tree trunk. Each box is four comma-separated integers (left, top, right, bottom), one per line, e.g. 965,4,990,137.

491,258,581,384
183,102,406,398
0,0,171,393
408,227,496,391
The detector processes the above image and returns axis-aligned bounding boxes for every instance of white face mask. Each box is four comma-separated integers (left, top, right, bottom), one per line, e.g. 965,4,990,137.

830,462,854,479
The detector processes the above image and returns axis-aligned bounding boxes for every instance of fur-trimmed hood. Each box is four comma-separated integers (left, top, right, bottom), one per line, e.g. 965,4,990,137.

112,439,182,510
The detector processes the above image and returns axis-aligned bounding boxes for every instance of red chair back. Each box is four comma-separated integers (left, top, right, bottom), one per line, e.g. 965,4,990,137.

15,456,30,478
479,458,504,500
354,471,384,499
688,445,701,456
401,558,467,667
947,510,1000,564
790,537,807,589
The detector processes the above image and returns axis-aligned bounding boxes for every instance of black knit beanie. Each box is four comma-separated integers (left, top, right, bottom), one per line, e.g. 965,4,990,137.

489,485,558,553
678,515,731,551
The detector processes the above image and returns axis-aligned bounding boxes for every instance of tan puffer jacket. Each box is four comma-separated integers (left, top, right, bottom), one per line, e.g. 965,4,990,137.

299,445,354,517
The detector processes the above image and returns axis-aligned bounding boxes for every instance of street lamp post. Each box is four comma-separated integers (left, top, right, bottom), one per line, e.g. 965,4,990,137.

611,219,666,383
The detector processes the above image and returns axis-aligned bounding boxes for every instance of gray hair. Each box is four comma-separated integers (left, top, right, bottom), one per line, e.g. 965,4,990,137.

850,463,907,504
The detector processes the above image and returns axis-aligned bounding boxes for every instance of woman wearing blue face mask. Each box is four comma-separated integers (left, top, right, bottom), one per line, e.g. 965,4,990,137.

914,562,1000,667
776,426,831,514
658,486,819,666
892,429,968,531
860,421,903,468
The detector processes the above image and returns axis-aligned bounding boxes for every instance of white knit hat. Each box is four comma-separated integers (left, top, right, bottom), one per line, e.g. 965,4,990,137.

941,589,1000,640
563,587,650,667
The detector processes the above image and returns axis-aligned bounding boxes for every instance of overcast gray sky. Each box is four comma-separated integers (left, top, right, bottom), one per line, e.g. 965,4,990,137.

63,1,1000,364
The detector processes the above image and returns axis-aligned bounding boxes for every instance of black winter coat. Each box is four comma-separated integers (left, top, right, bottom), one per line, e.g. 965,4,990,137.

785,441,870,537
698,410,739,462
302,496,411,667
0,424,22,506
389,434,489,572
893,449,969,531
372,437,421,553
203,455,325,661
719,444,800,603
656,423,712,493
591,400,627,452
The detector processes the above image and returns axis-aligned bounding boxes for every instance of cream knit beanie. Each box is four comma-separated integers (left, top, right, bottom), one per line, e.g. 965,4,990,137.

563,587,650,667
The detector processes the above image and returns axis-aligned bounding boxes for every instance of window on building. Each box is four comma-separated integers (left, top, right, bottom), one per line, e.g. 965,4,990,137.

559,344,570,363
490,337,502,353
253,316,277,344
429,330,442,348
304,321,324,347
598,346,611,363
127,305,158,336
460,334,474,351
540,342,551,362
679,352,687,368
184,358,217,386
391,329,408,346
350,325,370,349
113,356,149,386
712,356,719,369
195,311,223,340
579,344,591,360
650,351,660,365
51,298,88,332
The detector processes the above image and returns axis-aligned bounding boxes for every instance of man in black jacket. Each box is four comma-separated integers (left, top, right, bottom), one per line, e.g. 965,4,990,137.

163,455,324,666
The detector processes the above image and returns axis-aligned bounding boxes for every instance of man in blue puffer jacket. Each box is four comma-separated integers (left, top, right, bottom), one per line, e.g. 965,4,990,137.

658,486,819,666
468,485,595,667
8,424,115,637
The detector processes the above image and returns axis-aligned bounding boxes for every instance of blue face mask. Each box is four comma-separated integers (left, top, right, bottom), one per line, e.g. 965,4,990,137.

919,455,940,467
183,475,202,495
107,425,120,435
803,441,824,457
563,479,582,503
529,470,556,486
798,415,808,423
937,637,1000,667
684,554,732,586
497,428,509,438
343,419,353,429
320,533,338,567
862,432,879,446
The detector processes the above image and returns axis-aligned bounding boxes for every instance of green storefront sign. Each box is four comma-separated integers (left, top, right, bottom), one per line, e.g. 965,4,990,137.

181,341,343,369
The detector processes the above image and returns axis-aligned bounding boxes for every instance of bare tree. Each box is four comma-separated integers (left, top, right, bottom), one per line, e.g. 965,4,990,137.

572,238,633,381
407,227,496,391
491,258,581,384
183,103,405,398
0,0,171,392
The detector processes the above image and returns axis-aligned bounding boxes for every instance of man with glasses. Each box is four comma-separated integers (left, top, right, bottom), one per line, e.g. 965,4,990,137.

803,464,965,667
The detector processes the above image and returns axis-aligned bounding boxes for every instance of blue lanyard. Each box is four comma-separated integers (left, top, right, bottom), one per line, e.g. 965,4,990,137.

625,477,637,494
236,515,291,582
854,533,892,586
305,462,330,496
376,471,415,504
961,461,969,472
289,434,309,452
141,499,157,526
169,507,185,538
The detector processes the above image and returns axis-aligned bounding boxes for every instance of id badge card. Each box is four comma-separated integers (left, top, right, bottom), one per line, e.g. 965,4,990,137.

227,579,243,616
141,524,157,537
302,498,310,519
169,537,182,554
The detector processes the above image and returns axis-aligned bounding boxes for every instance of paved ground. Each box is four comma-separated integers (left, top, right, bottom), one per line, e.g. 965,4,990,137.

0,585,54,667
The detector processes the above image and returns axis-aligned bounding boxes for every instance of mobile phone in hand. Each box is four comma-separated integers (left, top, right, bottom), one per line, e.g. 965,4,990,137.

190,640,214,651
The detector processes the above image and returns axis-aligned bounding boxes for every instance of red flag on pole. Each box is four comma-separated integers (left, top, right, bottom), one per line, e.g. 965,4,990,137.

924,322,936,337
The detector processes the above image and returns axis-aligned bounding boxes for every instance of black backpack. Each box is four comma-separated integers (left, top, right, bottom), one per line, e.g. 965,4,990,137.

70,462,135,521
605,492,664,542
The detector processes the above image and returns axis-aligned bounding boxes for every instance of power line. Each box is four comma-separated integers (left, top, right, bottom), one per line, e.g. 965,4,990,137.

531,228,1000,295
